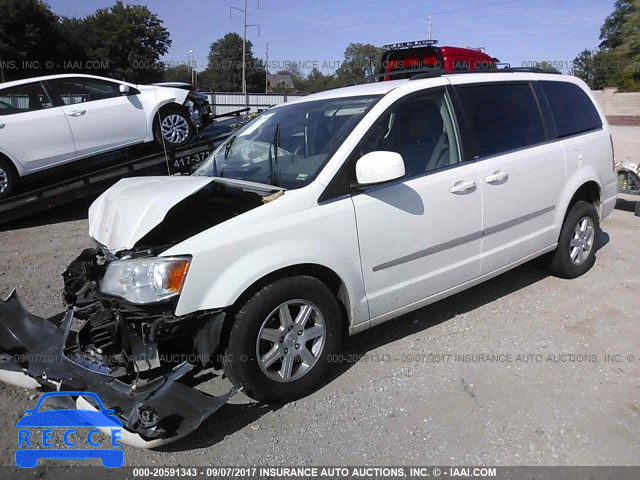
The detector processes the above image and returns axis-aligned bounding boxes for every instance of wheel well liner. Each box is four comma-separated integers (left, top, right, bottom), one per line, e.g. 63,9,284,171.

556,181,602,243
567,181,601,217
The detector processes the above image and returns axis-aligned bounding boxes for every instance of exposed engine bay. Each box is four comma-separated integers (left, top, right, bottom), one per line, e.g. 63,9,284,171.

61,247,226,379
0,176,284,447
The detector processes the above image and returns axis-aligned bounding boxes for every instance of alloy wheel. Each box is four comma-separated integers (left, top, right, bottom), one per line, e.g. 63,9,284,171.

255,300,326,382
569,216,595,265
160,114,190,144
0,166,9,195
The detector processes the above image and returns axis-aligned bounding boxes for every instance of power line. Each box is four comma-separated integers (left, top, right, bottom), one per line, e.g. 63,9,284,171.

171,0,312,49
275,0,520,37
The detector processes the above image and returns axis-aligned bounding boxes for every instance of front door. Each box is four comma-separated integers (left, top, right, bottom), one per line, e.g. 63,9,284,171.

48,77,147,158
351,88,483,320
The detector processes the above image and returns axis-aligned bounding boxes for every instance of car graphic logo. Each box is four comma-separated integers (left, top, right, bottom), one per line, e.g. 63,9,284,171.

15,391,124,468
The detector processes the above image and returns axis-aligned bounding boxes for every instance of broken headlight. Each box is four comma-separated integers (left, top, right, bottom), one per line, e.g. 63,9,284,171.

100,257,190,304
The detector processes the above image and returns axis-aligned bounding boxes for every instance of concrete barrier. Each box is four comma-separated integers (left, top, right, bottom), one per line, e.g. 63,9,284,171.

591,87,640,125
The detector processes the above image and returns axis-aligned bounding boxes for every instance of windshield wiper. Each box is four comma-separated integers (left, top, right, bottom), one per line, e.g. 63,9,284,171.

224,135,237,159
214,134,237,178
268,123,280,186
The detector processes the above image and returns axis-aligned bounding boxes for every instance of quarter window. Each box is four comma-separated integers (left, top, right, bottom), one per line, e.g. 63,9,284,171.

456,83,545,158
355,89,462,178
540,81,602,138
49,78,121,105
0,83,54,116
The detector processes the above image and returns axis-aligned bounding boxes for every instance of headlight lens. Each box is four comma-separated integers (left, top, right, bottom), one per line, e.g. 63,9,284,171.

100,257,190,304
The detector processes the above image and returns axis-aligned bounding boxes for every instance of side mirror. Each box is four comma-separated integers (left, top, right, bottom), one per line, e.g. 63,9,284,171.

119,84,131,95
355,151,405,186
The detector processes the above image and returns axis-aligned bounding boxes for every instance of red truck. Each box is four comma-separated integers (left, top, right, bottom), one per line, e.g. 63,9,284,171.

379,39,499,80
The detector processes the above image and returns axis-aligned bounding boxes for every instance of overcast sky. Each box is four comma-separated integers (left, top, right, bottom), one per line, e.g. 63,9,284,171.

47,0,614,73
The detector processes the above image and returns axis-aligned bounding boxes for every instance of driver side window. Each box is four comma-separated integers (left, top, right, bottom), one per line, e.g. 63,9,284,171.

357,88,461,179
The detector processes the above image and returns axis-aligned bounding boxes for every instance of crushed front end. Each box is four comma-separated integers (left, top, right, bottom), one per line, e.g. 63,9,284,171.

0,247,241,448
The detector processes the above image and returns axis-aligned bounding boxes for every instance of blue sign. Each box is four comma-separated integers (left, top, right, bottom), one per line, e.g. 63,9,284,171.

15,391,124,468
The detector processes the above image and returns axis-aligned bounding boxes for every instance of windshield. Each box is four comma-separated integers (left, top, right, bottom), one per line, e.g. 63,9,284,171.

193,95,381,189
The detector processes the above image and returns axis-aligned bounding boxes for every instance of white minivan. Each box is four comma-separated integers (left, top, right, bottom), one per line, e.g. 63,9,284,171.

0,71,618,446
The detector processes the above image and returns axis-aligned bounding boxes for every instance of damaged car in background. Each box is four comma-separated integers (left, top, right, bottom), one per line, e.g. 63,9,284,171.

0,73,618,447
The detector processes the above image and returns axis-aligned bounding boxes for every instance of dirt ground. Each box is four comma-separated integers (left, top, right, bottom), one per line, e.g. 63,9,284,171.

0,133,638,467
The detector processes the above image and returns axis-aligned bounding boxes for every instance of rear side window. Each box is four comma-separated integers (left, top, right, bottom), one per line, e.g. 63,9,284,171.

540,81,602,138
456,83,545,159
0,82,55,116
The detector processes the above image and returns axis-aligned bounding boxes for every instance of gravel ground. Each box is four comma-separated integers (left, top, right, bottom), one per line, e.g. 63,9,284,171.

0,201,638,467
0,140,639,467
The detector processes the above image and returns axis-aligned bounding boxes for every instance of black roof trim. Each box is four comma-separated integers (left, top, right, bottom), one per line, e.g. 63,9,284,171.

409,67,562,80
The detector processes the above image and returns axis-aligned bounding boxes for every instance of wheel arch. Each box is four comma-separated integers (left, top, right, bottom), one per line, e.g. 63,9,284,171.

148,101,191,138
233,263,350,326
567,181,601,213
554,175,602,241
0,149,25,177
216,263,352,354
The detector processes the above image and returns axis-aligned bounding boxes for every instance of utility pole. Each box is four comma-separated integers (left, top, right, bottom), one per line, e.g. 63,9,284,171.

230,0,260,108
242,0,247,98
428,14,432,40
265,42,269,94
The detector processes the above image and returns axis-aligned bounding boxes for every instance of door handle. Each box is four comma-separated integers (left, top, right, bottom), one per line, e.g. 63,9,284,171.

66,109,86,117
485,170,509,184
449,180,477,194
0,123,5,129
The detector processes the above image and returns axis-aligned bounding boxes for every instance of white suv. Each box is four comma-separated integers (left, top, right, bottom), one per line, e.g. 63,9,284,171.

0,71,618,446
0,74,199,198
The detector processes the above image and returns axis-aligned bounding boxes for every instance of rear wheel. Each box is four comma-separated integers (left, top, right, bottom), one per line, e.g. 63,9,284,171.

0,157,15,200
154,106,193,149
224,276,344,403
550,200,599,278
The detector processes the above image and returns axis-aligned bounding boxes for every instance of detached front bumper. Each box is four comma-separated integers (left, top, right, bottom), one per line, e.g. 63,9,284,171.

0,290,240,448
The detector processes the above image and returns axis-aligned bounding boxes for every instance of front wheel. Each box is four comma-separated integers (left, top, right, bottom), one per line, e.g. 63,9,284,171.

224,276,344,403
550,200,599,278
154,107,194,149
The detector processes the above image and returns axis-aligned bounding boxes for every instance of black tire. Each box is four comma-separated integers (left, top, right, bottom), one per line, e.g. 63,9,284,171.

154,106,194,149
550,200,599,279
0,157,15,200
224,276,344,403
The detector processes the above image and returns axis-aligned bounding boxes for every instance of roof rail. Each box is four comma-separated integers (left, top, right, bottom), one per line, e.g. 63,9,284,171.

408,67,561,80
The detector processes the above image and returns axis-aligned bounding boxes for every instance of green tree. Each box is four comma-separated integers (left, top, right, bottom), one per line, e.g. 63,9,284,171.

599,0,635,50
570,49,609,89
572,0,640,91
0,0,74,81
202,32,265,92
68,1,171,83
536,61,561,74
305,67,338,93
163,64,192,83
614,2,640,90
335,43,385,84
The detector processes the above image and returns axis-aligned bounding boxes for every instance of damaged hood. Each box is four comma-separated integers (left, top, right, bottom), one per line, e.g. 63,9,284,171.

89,176,282,253
88,176,215,252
